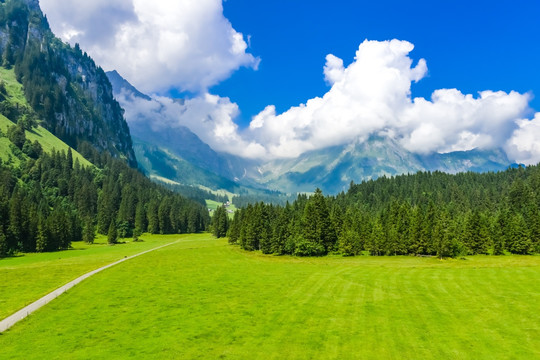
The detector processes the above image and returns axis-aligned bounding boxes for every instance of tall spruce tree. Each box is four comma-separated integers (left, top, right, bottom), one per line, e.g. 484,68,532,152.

107,220,117,245
507,214,533,254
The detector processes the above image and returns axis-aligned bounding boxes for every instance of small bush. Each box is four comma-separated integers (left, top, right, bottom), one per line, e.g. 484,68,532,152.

294,238,326,257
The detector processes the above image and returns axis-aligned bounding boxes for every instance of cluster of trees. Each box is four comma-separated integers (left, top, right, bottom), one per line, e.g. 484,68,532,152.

228,167,540,257
211,205,230,239
231,191,296,209
0,128,210,257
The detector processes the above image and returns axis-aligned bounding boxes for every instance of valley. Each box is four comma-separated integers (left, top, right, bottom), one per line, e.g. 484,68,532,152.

1,0,540,358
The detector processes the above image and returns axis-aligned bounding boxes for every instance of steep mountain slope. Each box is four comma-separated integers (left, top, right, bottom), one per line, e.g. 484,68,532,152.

133,139,245,193
0,64,91,165
107,70,256,189
0,0,136,166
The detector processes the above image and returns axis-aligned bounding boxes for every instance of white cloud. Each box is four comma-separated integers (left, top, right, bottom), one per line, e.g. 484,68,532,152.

246,39,532,160
40,0,259,94
506,113,540,165
400,89,530,154
323,54,345,85
115,90,266,159
116,39,535,163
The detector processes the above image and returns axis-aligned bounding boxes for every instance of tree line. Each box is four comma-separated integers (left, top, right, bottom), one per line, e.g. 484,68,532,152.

224,166,540,258
0,127,210,257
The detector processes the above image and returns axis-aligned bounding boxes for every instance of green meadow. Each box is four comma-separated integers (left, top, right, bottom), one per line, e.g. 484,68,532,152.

0,235,179,320
1,234,540,359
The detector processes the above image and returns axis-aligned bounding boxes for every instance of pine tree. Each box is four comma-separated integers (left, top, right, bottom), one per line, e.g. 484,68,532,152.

301,189,336,254
258,204,274,254
82,217,95,244
368,219,384,256
272,204,291,254
339,229,361,256
507,214,533,254
464,210,490,255
492,211,508,255
212,206,229,238
147,199,160,234
134,201,147,234
228,210,242,244
107,220,117,245
433,210,451,259
0,227,7,257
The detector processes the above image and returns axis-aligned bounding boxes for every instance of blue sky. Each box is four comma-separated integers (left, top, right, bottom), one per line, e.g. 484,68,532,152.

213,0,540,127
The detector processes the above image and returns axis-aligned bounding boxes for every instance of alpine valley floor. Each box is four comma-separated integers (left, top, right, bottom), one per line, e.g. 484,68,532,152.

1,234,539,359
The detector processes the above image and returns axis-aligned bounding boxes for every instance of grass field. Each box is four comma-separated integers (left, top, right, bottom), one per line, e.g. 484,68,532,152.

0,234,179,320
1,234,539,359
206,199,237,217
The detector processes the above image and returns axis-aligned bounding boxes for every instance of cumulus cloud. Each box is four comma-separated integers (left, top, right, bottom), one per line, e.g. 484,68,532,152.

506,113,540,165
246,39,532,160
40,0,259,93
115,90,265,159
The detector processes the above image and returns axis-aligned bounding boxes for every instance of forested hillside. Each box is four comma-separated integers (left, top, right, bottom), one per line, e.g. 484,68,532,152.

0,0,136,166
0,128,209,256
227,166,540,257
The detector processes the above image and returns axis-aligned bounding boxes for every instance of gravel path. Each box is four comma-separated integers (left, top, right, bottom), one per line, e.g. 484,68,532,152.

0,239,181,333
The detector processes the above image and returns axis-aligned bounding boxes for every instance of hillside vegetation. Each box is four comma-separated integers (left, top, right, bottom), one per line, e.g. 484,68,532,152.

0,0,136,165
0,64,210,257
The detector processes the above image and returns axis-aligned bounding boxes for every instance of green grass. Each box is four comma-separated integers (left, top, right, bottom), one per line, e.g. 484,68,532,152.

0,66,29,106
1,234,539,359
207,199,236,212
0,234,180,320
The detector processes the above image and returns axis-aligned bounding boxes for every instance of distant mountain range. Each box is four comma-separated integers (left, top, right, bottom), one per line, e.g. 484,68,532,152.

107,71,514,195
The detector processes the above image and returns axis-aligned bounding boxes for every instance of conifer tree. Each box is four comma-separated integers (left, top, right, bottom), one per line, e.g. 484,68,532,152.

212,206,229,238
433,209,451,259
302,189,336,254
134,201,147,234
492,211,507,255
272,203,291,254
507,214,533,254
35,215,48,252
107,220,117,245
339,229,361,256
368,219,384,256
228,210,242,244
0,227,7,257
82,217,95,244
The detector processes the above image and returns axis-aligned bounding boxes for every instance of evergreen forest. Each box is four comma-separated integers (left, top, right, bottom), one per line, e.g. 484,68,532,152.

0,123,210,257
226,167,540,257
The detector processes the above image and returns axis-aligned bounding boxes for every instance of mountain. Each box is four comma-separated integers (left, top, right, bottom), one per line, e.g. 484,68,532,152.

0,0,136,166
106,70,258,191
253,137,513,193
